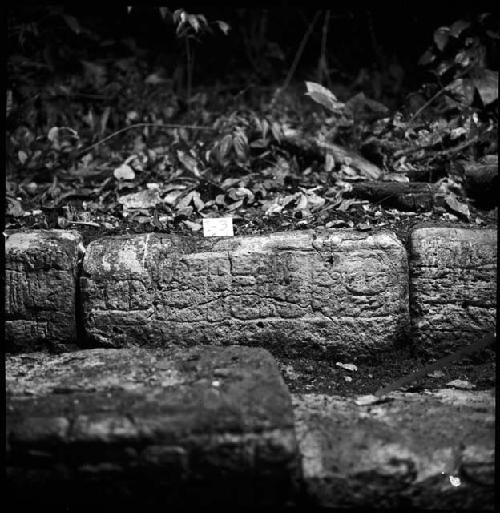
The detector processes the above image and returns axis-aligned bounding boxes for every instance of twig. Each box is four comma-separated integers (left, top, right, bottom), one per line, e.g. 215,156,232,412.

318,10,331,87
412,136,479,162
271,10,321,106
77,123,215,156
67,221,101,228
394,135,479,160
408,68,469,124
375,332,495,397
408,87,448,124
185,36,193,101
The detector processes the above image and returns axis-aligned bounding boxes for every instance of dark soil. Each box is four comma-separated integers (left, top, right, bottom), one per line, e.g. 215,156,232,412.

276,346,496,397
8,201,497,249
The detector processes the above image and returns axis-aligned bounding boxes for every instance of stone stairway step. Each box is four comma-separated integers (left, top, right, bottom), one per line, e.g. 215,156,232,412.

81,230,409,358
7,345,494,510
5,230,83,352
293,390,495,511
6,346,301,510
410,226,497,356
5,226,496,359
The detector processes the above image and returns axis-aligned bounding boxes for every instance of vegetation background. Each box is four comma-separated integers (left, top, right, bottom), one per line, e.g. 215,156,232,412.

6,5,498,238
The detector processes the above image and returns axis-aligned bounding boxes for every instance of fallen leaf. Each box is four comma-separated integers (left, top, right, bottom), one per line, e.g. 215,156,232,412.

336,362,358,372
228,187,254,203
163,190,185,205
446,379,475,390
354,394,379,406
177,150,201,177
319,141,382,180
118,190,161,209
325,153,335,172
325,219,347,228
303,190,325,210
114,163,135,180
356,222,372,232
444,192,470,220
382,173,410,183
191,191,205,211
176,191,196,210
295,193,308,210
427,370,445,378
183,220,202,232
221,178,242,190
18,150,28,164
6,197,24,217
226,199,244,211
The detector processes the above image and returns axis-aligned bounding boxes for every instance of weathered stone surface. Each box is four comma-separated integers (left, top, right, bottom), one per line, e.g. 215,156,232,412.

410,227,497,355
293,390,495,510
6,346,301,509
5,230,83,352
81,230,409,359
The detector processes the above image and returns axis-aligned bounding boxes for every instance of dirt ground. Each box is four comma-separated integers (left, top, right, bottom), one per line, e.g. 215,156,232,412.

276,345,496,397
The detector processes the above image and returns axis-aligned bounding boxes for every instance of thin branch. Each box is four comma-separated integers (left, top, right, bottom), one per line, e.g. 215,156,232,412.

318,10,331,86
272,10,321,105
412,135,479,162
408,68,470,124
408,86,448,124
76,123,215,156
186,36,193,101
375,333,495,397
394,135,479,160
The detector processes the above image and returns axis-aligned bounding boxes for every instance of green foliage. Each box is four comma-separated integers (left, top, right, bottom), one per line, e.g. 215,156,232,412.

418,13,498,109
141,7,230,99
419,13,497,78
210,112,283,168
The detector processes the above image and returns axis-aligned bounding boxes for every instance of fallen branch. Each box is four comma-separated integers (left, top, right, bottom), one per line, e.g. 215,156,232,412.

345,181,438,211
412,136,479,162
67,221,101,228
408,68,469,123
394,135,479,161
375,332,495,397
271,11,321,106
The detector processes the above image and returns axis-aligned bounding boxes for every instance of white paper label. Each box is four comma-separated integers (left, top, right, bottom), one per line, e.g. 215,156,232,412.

203,217,234,237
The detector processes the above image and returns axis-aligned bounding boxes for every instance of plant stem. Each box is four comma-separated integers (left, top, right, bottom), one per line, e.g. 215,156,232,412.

318,10,331,86
272,10,321,105
186,36,192,101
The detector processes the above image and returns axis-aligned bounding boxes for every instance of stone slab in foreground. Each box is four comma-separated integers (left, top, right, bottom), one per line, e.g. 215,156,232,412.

5,230,82,352
6,345,300,509
410,227,497,355
81,230,409,359
293,390,495,511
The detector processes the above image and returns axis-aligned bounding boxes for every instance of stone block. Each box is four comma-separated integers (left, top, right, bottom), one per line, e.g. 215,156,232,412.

5,230,82,351
410,227,496,354
6,345,301,509
81,230,409,359
293,390,495,510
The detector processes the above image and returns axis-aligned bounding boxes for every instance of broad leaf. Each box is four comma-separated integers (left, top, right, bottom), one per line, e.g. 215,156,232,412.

444,192,470,220
305,81,345,113
433,26,450,51
449,20,470,38
114,163,135,180
473,69,498,106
